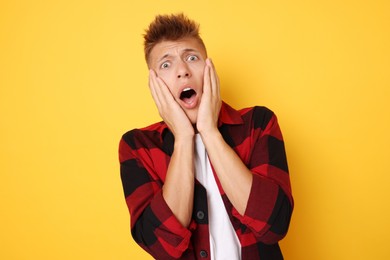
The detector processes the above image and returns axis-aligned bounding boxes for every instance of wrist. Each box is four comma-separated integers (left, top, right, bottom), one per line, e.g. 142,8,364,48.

198,127,221,141
170,125,195,141
174,133,195,146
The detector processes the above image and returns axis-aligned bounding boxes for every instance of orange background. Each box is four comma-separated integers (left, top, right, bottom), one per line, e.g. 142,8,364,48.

1,0,389,259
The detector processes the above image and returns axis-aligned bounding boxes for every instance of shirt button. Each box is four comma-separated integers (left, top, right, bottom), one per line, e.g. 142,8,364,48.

196,210,205,220
199,250,208,258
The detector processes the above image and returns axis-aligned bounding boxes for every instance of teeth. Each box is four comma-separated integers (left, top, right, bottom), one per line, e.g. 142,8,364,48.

180,87,196,101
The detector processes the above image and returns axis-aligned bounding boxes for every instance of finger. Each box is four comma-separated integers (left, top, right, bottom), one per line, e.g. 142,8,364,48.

150,70,172,107
149,70,162,108
208,58,220,97
155,76,176,105
203,60,211,97
214,61,221,97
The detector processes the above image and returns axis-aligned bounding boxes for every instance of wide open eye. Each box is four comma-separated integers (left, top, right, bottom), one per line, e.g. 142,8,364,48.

160,62,170,69
187,55,198,62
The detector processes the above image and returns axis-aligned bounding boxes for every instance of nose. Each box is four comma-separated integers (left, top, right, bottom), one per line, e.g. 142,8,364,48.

177,61,191,78
177,72,189,78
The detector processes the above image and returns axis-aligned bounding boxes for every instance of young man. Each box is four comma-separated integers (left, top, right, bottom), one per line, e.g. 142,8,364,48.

119,14,293,260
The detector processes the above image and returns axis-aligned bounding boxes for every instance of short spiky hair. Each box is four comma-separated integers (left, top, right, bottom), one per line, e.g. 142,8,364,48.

143,13,207,63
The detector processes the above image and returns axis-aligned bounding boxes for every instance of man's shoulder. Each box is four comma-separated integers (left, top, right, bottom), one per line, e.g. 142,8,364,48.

236,105,274,116
124,120,166,134
121,121,167,146
234,105,276,130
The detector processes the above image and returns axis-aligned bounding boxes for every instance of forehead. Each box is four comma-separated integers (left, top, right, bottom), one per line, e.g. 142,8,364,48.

149,37,206,65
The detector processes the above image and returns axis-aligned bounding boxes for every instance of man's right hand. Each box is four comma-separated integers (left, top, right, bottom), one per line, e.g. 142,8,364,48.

149,70,195,140
149,69,195,228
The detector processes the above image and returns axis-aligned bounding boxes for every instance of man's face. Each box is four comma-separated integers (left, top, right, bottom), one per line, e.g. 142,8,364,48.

148,37,207,124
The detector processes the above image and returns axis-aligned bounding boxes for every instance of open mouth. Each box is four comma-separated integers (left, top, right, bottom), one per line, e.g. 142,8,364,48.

179,88,197,104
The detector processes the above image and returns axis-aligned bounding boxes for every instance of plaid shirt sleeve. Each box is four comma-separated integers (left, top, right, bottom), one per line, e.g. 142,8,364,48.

231,107,294,245
119,128,195,259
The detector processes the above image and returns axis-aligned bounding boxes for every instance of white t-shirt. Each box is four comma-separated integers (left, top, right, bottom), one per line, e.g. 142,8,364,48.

194,134,241,260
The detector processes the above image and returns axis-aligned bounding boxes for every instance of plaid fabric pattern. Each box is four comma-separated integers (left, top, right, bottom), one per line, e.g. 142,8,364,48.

119,102,293,260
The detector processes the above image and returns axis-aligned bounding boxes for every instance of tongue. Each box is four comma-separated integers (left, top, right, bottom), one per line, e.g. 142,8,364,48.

182,95,195,104
180,89,196,104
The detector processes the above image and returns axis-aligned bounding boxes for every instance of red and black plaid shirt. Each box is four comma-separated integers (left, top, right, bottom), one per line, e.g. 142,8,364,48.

119,102,293,259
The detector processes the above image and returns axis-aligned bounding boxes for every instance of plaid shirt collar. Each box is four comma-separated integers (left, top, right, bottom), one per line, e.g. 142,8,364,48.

158,101,244,133
218,101,244,126
157,101,244,156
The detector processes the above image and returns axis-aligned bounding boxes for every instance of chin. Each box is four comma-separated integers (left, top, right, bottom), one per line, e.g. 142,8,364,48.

189,117,197,125
186,111,198,125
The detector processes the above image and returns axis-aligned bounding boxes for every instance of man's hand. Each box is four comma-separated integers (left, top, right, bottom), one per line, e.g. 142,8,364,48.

196,59,252,215
197,58,222,135
149,70,195,140
149,69,195,227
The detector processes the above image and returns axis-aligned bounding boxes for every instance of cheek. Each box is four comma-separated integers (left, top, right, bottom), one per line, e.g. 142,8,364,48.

156,71,174,89
192,63,205,79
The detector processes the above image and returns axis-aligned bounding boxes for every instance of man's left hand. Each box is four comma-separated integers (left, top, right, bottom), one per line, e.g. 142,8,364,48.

197,58,222,135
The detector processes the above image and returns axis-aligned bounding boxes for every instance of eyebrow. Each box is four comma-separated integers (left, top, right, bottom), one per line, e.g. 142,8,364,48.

158,54,171,63
182,48,198,54
157,48,199,63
